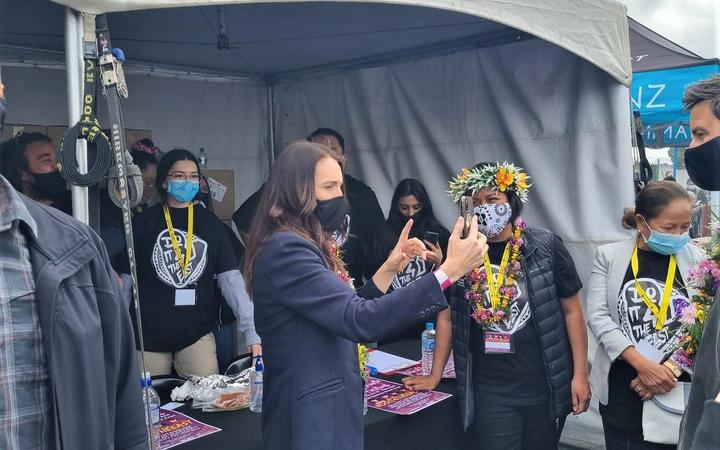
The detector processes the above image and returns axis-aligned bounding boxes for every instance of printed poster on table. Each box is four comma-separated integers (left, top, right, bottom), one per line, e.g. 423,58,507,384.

365,377,451,415
158,408,221,449
395,355,456,379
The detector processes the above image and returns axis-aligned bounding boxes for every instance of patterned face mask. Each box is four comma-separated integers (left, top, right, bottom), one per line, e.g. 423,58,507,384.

474,203,512,238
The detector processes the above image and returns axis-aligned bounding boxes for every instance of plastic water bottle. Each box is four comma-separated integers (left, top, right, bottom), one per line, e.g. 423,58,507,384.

198,148,208,169
141,372,161,446
421,323,435,376
250,356,264,413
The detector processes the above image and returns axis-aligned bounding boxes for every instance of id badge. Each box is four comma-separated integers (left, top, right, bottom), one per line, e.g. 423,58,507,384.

484,331,514,354
174,289,196,306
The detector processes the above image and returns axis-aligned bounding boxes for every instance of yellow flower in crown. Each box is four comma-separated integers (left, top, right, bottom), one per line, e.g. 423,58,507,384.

447,161,531,202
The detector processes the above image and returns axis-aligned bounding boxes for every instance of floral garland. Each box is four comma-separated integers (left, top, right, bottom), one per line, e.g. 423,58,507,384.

330,243,370,381
448,162,531,203
464,217,527,326
670,221,720,373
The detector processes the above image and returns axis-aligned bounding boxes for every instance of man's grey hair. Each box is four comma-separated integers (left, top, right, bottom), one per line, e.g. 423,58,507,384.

683,74,720,120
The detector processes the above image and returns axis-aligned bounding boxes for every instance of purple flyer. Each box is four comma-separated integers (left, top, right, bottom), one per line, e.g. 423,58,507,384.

158,409,221,449
395,355,456,379
365,377,451,415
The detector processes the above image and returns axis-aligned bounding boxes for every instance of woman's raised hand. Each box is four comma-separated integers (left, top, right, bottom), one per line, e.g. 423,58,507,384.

440,216,488,282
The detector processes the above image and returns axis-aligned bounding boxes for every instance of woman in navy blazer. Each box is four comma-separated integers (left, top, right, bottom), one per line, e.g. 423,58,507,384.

244,141,488,450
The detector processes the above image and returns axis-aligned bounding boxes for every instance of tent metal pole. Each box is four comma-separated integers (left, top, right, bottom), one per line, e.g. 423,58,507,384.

64,8,89,224
673,147,678,178
266,83,276,168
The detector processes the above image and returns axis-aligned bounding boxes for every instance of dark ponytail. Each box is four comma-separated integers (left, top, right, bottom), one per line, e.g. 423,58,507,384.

622,181,691,229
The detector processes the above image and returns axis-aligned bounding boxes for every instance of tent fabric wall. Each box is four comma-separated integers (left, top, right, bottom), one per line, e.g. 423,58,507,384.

1,66,270,208
275,37,635,274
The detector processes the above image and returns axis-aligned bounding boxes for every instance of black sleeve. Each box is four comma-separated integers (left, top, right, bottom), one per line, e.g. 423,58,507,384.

552,234,583,298
691,401,720,450
364,223,395,278
232,187,263,234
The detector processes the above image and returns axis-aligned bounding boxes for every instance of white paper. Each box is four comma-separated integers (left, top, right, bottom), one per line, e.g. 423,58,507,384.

174,289,196,306
161,402,184,411
635,338,664,364
366,350,417,374
206,176,227,203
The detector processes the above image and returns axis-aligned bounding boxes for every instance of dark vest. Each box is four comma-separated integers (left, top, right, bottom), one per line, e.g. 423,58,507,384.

449,227,573,429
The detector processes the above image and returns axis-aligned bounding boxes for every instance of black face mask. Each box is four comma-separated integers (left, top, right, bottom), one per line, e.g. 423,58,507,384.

315,196,350,233
685,136,720,191
30,171,68,201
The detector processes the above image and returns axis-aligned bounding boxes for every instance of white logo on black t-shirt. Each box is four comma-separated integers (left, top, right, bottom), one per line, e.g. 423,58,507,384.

391,256,430,290
618,278,688,355
484,264,530,335
152,229,208,288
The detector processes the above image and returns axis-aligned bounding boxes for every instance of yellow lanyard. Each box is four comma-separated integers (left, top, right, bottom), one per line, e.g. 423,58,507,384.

163,204,194,279
631,245,676,331
483,243,512,309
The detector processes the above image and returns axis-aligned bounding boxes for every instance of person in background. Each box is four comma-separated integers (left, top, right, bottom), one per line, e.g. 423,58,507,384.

403,162,591,450
131,137,164,162
587,181,703,450
366,178,450,343
0,131,70,214
245,140,488,450
233,127,385,287
678,74,720,450
130,150,160,213
120,149,260,378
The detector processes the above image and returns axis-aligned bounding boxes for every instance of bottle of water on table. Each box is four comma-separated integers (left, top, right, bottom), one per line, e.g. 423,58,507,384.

141,372,161,447
250,355,264,413
421,322,435,376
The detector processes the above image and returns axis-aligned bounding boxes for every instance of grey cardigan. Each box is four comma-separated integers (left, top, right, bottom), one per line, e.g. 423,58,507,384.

587,236,704,405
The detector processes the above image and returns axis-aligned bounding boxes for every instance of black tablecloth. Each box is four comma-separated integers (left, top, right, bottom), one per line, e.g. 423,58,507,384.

173,339,465,449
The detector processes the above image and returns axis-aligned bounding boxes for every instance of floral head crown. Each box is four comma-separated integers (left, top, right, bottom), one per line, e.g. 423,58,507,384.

448,162,531,203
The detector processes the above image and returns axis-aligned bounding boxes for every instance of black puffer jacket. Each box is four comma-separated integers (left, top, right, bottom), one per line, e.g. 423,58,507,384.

450,227,573,429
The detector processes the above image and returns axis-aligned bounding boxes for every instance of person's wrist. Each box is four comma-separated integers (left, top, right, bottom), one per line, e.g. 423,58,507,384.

440,261,463,283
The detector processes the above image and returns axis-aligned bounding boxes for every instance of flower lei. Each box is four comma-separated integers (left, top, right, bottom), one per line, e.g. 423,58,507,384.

448,162,531,203
464,217,527,326
330,243,370,381
670,220,720,373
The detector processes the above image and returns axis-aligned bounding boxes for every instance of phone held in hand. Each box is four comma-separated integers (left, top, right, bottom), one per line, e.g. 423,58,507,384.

423,231,439,246
459,196,474,238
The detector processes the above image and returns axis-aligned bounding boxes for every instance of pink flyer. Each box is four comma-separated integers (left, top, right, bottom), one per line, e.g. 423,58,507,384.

365,377,451,415
158,408,221,449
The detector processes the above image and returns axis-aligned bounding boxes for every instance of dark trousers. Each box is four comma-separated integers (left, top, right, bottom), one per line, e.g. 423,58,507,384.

469,397,564,450
602,417,676,450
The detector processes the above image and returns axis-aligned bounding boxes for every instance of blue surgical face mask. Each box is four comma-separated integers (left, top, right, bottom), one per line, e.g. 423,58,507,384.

167,180,199,204
641,218,690,255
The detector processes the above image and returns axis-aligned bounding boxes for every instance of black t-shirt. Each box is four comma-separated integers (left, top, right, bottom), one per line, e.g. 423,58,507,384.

599,247,691,432
471,236,582,406
121,203,237,352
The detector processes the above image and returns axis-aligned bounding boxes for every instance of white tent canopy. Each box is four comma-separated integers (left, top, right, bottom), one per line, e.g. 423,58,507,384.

1,2,635,446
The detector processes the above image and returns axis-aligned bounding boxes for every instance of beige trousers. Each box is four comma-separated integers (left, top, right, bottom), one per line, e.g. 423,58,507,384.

138,332,219,378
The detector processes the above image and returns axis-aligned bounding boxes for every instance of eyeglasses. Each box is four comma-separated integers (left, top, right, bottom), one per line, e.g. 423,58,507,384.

167,172,200,182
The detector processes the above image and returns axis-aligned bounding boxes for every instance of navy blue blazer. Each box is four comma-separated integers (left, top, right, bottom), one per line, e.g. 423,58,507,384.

253,232,448,450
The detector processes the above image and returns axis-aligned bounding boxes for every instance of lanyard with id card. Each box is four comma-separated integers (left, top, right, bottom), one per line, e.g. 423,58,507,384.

484,331,514,354
164,204,197,306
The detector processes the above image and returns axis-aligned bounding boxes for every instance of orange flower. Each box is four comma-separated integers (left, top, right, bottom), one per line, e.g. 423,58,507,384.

495,168,514,191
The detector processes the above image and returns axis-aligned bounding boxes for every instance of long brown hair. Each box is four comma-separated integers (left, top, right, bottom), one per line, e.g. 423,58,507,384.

243,140,345,296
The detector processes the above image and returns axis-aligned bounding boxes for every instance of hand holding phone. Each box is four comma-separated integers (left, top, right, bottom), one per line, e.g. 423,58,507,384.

423,231,439,246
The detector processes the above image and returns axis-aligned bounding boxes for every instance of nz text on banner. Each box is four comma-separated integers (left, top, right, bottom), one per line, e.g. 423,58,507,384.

365,377,451,415
158,408,221,450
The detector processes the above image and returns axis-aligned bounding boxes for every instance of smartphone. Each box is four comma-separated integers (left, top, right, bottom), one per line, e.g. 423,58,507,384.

459,196,474,238
423,231,439,246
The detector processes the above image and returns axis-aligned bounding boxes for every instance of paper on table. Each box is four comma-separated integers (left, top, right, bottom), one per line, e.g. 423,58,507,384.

367,350,418,374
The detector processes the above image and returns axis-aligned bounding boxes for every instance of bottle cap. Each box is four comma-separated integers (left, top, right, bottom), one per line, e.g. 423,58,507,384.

425,322,434,331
